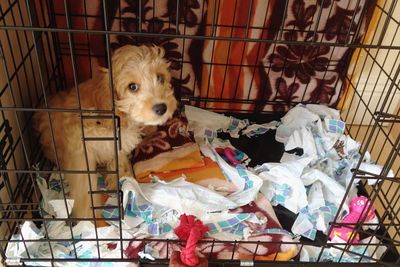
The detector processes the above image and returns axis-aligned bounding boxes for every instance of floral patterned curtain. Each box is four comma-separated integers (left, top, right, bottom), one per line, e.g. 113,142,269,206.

51,0,376,112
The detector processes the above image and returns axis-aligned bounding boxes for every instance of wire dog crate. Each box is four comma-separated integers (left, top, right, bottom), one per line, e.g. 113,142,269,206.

0,0,399,266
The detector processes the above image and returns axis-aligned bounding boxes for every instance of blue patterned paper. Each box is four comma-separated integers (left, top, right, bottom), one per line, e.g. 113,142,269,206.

204,128,217,143
293,201,338,240
102,186,173,236
235,164,254,190
326,119,345,134
245,127,270,137
206,213,251,236
270,183,291,206
228,117,249,132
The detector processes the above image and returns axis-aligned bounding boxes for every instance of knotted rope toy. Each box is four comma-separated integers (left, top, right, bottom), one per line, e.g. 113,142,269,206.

173,214,209,266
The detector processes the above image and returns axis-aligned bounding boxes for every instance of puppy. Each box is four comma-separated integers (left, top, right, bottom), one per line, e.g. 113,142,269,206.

33,45,177,218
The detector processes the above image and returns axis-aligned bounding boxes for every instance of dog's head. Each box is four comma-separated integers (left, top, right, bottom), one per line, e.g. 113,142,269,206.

111,45,177,126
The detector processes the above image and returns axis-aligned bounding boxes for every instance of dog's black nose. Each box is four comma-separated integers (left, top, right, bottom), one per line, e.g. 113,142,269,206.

153,103,167,116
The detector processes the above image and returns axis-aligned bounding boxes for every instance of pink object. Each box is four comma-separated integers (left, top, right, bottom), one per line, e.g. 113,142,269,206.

330,196,375,243
174,214,209,266
223,148,242,165
215,147,242,165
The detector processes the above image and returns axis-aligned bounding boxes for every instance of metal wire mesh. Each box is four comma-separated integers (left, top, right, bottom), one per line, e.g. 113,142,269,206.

0,0,399,266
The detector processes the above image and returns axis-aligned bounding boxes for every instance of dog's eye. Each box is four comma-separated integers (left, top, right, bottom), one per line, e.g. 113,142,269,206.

128,83,139,92
157,74,165,84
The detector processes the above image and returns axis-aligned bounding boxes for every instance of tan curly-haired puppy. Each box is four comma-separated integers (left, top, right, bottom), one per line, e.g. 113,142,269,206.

34,45,177,218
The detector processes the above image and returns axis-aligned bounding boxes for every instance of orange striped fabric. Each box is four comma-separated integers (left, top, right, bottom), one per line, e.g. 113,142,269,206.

200,0,277,111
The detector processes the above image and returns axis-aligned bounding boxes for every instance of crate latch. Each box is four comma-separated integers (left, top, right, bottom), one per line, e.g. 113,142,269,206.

240,260,254,266
5,258,22,265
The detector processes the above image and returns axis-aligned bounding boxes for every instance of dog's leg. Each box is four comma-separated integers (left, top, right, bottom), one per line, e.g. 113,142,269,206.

119,152,133,177
64,151,100,219
105,152,132,190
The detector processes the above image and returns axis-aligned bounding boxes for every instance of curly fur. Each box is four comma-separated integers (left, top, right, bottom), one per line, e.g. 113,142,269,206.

33,45,177,218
